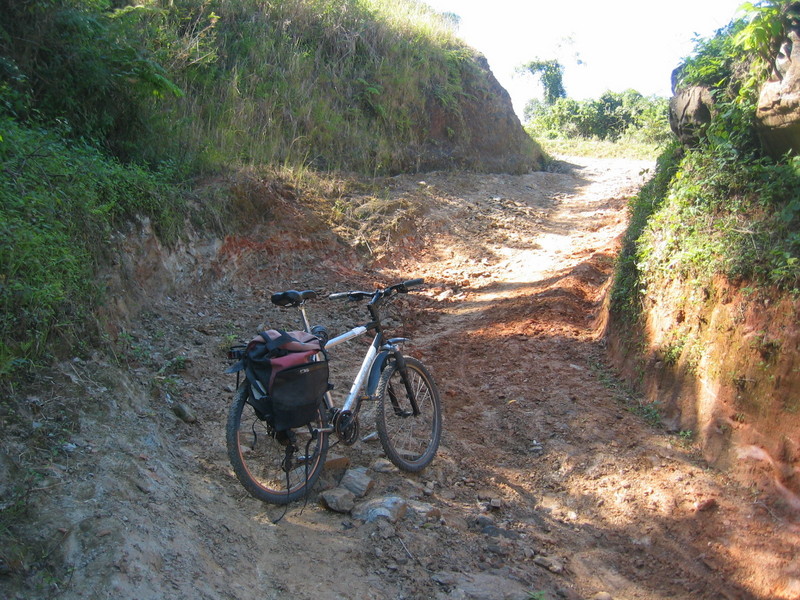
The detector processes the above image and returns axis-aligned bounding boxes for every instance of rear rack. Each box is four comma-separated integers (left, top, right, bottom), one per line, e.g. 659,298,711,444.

227,345,247,361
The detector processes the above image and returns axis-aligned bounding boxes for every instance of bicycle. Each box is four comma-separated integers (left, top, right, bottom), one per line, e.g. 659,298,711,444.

225,278,443,505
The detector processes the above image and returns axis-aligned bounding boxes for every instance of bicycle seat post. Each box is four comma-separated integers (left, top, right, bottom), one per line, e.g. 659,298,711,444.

298,304,312,333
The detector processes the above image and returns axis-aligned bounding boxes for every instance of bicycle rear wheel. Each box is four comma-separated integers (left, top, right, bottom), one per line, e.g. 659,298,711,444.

375,357,442,472
226,383,329,505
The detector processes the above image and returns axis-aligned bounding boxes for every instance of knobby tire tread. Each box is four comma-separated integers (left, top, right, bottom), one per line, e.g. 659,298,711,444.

376,357,442,472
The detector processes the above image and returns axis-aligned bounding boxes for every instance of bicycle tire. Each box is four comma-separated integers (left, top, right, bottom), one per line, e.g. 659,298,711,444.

375,357,442,472
226,383,329,505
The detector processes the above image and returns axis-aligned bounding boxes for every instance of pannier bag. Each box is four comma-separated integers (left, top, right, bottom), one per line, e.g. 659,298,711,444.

243,330,329,430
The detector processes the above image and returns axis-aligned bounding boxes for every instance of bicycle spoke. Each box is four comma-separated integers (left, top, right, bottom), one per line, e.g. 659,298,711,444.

376,358,442,472
226,384,328,505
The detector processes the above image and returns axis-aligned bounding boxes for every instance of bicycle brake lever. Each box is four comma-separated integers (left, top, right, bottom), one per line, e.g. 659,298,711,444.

388,278,424,296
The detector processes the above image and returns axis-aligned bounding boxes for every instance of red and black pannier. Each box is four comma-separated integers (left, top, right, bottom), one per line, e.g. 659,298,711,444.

242,330,329,430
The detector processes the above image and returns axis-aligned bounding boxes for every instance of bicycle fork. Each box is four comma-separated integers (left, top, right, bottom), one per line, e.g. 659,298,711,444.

383,345,421,417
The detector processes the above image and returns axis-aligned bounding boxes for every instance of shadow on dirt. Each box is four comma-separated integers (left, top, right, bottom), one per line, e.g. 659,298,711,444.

413,249,768,600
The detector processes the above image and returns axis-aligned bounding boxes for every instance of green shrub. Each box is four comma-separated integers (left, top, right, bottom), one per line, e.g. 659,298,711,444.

612,145,800,327
611,2,800,326
610,142,682,320
0,118,184,378
637,151,800,289
524,90,671,145
0,0,184,162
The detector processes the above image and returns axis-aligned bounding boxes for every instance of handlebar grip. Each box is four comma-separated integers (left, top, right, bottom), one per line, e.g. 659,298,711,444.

403,278,424,288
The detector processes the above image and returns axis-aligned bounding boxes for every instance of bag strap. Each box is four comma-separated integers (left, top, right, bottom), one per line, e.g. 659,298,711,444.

259,329,298,352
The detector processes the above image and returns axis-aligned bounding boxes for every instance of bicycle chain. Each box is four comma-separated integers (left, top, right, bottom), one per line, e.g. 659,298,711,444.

332,409,360,446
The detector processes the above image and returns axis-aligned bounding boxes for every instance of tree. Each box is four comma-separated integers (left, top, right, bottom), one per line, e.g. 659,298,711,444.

524,90,670,143
516,59,566,105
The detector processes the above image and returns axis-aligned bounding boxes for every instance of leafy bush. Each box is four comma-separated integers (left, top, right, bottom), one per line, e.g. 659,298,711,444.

610,142,683,320
672,22,745,91
635,151,800,290
612,2,800,325
525,90,671,146
0,118,184,377
0,0,184,161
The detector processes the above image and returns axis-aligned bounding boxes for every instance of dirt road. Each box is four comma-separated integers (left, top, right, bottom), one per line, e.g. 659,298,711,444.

7,156,799,600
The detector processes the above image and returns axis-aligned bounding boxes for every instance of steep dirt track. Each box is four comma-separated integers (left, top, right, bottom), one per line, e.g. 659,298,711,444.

388,159,800,600
6,157,800,600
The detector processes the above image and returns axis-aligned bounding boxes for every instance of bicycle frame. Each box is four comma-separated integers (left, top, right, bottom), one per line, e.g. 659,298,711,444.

296,305,413,420
326,325,380,413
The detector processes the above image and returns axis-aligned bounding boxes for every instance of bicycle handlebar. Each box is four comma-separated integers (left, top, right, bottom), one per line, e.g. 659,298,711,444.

328,278,425,302
400,277,425,289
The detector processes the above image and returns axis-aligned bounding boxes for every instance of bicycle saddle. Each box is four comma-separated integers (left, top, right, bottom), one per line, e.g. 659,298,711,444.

271,289,317,307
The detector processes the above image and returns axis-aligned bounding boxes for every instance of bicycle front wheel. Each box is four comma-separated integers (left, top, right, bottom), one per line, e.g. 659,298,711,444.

376,357,442,472
226,383,329,505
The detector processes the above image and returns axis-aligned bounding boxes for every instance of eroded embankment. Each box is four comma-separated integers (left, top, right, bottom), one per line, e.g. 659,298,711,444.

607,275,800,511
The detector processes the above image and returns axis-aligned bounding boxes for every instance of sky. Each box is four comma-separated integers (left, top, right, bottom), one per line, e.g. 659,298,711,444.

422,0,746,117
